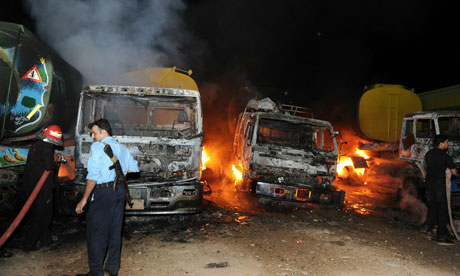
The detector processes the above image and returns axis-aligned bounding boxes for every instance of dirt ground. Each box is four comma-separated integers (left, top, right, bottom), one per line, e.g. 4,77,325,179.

1,176,460,276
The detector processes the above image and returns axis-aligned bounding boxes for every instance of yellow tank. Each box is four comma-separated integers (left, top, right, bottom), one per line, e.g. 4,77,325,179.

122,67,198,91
358,84,422,143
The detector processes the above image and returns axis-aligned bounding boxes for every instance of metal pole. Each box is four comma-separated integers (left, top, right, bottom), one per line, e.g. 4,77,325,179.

1,25,24,140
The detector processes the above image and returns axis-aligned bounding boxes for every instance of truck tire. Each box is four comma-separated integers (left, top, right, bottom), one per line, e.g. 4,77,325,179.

401,176,422,199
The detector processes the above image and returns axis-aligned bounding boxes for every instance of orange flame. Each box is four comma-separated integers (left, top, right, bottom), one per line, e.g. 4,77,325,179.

336,147,369,177
355,148,370,159
201,147,210,170
337,156,354,176
232,164,243,185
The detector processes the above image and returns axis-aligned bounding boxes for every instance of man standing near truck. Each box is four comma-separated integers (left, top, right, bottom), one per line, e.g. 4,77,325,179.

75,119,138,276
22,125,63,251
424,134,457,245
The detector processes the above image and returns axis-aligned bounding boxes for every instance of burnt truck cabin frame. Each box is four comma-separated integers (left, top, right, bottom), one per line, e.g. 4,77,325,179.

399,111,460,200
63,85,204,216
233,98,344,205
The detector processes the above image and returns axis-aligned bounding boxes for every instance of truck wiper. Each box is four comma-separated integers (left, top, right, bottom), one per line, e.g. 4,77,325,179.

185,132,204,140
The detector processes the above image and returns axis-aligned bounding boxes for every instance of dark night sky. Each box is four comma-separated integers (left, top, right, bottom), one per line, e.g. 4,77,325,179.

2,0,460,129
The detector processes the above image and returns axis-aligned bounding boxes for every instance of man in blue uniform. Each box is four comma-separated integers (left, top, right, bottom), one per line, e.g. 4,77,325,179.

75,119,138,276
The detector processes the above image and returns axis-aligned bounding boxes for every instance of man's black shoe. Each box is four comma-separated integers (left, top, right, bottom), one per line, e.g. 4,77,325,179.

75,274,88,276
104,268,118,276
434,237,455,246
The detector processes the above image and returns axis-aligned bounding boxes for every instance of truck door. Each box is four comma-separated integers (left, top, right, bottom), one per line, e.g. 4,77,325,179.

241,119,255,173
411,117,436,161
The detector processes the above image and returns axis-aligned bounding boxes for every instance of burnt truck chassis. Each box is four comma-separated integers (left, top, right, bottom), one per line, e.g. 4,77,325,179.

398,110,460,201
233,98,345,207
68,85,205,216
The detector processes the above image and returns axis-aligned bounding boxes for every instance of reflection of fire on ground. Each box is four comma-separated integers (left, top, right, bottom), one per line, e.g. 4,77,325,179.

334,130,427,222
201,144,261,213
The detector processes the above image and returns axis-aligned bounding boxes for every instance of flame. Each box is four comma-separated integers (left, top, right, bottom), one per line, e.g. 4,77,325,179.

351,203,370,215
232,164,243,185
201,147,210,170
355,148,370,159
337,156,354,176
336,149,368,177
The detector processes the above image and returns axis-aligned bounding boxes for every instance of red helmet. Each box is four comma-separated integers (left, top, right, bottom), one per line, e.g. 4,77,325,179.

38,125,63,146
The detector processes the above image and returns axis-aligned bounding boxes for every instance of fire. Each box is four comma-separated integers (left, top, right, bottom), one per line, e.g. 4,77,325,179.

337,156,355,176
355,148,370,159
201,147,210,170
336,147,370,177
232,164,243,185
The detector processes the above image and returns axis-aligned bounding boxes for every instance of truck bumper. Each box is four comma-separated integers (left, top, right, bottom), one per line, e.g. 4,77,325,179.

255,182,344,205
124,180,203,215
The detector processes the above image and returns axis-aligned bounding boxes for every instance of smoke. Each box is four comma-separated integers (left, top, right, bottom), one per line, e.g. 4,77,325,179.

398,189,427,224
25,0,189,85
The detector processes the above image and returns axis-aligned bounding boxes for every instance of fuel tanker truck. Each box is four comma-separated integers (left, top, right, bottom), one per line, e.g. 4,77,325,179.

0,21,204,216
354,84,460,201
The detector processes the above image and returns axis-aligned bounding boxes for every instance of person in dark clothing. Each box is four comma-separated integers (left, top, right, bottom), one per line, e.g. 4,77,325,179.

424,134,457,245
22,125,63,251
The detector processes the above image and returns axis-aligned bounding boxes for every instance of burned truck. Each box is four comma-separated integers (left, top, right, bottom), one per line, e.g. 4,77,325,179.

399,110,460,197
232,98,345,205
67,84,204,215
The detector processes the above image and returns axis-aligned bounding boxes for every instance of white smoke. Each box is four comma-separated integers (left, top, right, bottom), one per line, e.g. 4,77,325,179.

25,0,188,85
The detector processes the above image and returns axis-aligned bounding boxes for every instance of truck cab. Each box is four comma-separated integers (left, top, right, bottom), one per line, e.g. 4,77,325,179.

72,83,204,215
233,98,344,205
399,110,460,193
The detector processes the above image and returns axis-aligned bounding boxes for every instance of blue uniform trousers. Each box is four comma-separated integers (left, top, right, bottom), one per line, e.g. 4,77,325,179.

86,184,125,276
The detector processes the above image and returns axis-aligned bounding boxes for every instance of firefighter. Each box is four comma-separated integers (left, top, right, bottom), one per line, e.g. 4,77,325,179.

424,134,457,245
75,119,138,276
22,125,63,251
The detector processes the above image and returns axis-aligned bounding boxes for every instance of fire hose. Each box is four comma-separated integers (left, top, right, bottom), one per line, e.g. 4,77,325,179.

0,170,51,248
446,169,460,241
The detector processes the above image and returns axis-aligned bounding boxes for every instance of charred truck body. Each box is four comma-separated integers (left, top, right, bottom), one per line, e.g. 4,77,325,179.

72,83,204,215
233,98,345,205
399,110,460,195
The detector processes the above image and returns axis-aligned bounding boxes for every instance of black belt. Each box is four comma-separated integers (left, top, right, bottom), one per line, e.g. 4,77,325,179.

95,182,114,189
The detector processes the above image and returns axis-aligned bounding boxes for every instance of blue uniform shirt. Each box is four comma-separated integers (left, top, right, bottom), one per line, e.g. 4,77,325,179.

86,136,139,184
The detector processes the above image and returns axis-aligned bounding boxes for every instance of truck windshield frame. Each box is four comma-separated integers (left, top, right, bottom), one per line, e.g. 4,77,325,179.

79,93,198,137
256,118,322,150
438,116,460,140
